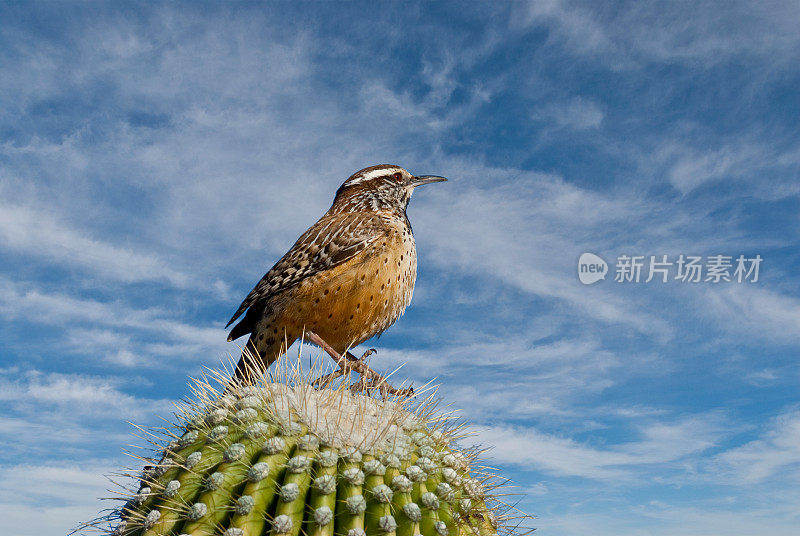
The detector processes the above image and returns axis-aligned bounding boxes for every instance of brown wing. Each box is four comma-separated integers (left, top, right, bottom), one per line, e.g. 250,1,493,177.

226,212,386,339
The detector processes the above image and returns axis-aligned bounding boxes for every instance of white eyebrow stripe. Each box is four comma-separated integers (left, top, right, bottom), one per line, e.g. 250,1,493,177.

346,167,402,185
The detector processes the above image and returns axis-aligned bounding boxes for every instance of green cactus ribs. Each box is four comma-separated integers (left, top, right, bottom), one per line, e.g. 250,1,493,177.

95,361,532,536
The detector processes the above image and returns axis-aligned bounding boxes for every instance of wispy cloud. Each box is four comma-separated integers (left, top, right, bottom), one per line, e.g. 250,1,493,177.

703,285,800,345
534,97,605,131
538,502,800,536
0,276,226,367
715,408,800,484
0,368,175,477
649,137,800,196
0,199,192,287
415,168,674,338
0,461,120,536
474,412,727,481
516,0,800,66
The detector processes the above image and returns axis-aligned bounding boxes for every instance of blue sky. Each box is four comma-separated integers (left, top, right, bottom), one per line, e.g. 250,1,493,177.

1,1,799,534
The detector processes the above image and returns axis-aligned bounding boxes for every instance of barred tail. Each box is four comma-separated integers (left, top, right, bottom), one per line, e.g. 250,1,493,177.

229,332,295,388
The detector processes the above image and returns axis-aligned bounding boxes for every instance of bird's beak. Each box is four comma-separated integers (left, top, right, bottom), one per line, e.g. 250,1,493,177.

410,175,448,187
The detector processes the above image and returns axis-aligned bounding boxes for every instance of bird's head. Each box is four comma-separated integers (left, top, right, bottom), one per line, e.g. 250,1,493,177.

332,164,447,213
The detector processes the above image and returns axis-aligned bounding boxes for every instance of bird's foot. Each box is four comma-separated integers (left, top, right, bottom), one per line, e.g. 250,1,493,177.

360,348,377,360
305,331,411,398
348,375,414,399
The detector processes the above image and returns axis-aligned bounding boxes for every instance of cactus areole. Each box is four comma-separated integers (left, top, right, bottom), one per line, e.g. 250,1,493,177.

99,364,526,536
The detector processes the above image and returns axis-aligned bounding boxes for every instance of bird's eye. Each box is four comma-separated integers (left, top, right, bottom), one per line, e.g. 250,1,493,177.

393,172,403,181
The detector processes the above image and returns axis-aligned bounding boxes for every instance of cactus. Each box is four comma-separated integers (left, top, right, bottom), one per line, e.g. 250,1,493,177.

90,359,529,536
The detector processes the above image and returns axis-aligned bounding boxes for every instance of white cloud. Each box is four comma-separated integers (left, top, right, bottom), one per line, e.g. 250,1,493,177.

0,461,120,536
715,409,800,484
536,97,605,131
414,166,673,339
0,200,192,287
0,502,110,536
378,337,625,412
516,0,800,67
0,370,157,413
0,461,117,504
473,413,726,481
0,276,227,366
0,369,175,426
654,138,800,196
0,368,176,480
667,145,752,194
703,285,800,344
517,0,612,56
539,503,800,536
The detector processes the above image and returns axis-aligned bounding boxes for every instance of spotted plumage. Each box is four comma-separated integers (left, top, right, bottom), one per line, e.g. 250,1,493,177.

227,164,446,383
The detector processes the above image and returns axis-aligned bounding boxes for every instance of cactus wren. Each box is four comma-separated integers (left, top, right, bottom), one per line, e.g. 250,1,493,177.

226,164,446,386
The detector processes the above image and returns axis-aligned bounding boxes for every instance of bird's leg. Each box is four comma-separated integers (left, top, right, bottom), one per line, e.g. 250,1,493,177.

304,331,351,370
305,331,413,397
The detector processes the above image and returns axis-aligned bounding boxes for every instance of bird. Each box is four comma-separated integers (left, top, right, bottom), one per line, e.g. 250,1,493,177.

225,164,446,387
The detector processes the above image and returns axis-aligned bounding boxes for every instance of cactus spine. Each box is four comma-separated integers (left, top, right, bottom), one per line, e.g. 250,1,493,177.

98,361,524,536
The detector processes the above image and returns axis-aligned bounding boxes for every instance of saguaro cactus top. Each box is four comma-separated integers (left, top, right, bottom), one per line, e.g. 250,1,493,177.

95,363,528,536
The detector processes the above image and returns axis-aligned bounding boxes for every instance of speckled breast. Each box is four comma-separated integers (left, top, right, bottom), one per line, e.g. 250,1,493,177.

291,218,417,353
